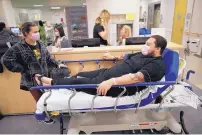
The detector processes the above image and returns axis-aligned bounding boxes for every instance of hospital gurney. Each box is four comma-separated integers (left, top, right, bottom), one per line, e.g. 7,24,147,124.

31,49,201,134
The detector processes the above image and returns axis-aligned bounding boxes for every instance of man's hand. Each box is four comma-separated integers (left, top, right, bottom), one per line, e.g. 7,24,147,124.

34,74,52,86
97,79,114,96
103,51,115,60
58,64,67,68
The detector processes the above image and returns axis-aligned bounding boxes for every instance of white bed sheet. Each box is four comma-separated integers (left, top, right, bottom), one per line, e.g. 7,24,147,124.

36,88,149,113
36,81,188,114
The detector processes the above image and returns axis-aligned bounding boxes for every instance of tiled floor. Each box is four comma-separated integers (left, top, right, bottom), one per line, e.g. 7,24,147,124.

184,54,202,89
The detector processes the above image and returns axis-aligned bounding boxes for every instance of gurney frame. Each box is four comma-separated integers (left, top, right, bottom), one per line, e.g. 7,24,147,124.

31,55,197,134
32,81,192,134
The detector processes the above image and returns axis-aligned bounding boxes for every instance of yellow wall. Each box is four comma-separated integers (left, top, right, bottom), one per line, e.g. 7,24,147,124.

171,0,188,44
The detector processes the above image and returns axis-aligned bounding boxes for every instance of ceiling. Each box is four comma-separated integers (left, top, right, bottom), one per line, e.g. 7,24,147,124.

11,0,86,8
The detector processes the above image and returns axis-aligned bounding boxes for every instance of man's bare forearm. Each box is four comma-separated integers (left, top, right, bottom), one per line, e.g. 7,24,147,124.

109,72,145,85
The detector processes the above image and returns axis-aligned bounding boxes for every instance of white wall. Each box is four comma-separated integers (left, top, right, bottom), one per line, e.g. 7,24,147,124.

1,0,17,27
140,0,148,19
14,8,68,37
140,0,175,41
148,0,161,3
182,0,202,55
184,0,202,34
159,0,175,41
140,0,148,28
86,0,140,38
15,8,66,24
41,9,66,24
0,0,6,22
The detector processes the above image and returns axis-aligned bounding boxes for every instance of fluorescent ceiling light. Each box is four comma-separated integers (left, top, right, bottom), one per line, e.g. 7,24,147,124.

33,5,43,7
51,7,61,9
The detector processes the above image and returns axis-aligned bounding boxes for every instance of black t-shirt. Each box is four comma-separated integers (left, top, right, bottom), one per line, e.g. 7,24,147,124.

93,24,108,45
105,52,166,82
26,42,41,61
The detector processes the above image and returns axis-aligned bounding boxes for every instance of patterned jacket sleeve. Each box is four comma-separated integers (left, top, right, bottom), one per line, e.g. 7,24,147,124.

45,49,59,66
2,48,24,73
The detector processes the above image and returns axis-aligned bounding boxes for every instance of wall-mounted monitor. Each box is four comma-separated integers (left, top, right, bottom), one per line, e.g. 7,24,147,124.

10,27,20,35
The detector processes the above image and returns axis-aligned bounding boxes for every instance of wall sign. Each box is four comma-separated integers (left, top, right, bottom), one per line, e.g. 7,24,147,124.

177,13,181,20
126,13,135,21
186,13,192,20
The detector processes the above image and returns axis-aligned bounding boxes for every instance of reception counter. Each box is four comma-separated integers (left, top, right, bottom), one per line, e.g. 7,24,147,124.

0,42,184,114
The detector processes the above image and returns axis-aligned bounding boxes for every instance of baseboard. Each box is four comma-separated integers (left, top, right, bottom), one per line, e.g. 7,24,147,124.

194,54,202,58
3,112,34,117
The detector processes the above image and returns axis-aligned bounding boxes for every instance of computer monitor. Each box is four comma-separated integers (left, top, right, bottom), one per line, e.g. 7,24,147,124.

71,38,100,48
10,27,20,35
125,37,150,45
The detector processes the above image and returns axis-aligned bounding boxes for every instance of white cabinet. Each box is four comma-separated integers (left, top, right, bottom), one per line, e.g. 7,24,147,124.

189,39,200,53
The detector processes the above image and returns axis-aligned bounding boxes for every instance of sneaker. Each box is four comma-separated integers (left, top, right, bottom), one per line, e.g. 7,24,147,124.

38,119,55,124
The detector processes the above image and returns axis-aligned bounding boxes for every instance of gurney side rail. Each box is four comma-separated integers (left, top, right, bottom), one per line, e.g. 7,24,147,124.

30,81,176,90
32,81,176,116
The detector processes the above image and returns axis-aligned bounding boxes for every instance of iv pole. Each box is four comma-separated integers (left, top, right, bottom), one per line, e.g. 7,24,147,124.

182,0,195,79
184,0,196,58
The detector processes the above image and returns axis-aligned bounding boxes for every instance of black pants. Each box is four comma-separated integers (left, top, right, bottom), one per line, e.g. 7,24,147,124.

52,69,139,97
0,53,4,73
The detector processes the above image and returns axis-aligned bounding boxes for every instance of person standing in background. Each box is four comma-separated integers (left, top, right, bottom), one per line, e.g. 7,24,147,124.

117,25,132,46
93,10,110,46
0,22,21,73
38,20,47,46
0,22,21,45
44,22,54,44
53,24,71,48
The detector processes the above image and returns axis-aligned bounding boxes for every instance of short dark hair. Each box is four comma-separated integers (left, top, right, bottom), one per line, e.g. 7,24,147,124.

55,24,65,37
38,20,43,27
151,35,167,55
21,22,37,36
0,22,6,31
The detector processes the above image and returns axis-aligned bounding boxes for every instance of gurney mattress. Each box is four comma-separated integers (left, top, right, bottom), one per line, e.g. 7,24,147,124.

36,84,181,113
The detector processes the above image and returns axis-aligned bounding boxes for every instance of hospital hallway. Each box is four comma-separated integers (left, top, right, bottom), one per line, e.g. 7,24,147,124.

0,84,202,134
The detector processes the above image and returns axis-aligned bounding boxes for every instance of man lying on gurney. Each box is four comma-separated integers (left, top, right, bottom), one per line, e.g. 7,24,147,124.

35,35,167,97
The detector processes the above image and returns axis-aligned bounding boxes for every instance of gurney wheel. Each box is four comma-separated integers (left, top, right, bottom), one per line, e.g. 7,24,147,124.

60,114,66,134
180,111,189,134
158,127,182,134
79,131,86,134
0,113,3,120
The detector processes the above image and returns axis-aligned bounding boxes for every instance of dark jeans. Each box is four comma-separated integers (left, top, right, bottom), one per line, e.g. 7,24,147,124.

52,69,139,97
0,53,4,73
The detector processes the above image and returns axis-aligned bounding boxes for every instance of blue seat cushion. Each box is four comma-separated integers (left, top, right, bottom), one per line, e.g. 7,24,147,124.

162,48,179,81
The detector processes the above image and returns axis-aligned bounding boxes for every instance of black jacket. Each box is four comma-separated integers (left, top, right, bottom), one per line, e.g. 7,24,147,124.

0,28,21,53
2,40,59,91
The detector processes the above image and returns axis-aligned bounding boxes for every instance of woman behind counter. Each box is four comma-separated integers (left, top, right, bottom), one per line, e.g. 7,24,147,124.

53,24,71,48
2,22,66,124
117,25,132,46
93,10,111,46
